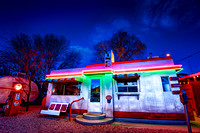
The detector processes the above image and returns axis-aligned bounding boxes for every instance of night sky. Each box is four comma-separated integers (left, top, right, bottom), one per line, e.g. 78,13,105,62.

0,0,200,74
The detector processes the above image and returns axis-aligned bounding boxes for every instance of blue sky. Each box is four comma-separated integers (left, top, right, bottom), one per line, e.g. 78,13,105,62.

0,0,200,74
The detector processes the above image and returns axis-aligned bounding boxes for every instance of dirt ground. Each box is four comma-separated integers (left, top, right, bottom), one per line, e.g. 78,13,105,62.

0,105,200,133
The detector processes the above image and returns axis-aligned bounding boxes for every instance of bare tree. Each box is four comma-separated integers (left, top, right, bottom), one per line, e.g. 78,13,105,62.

1,33,81,110
34,34,81,77
33,34,81,97
0,33,45,111
93,30,147,63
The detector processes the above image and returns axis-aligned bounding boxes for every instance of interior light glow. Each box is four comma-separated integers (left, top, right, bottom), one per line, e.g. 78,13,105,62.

166,53,170,57
52,88,55,93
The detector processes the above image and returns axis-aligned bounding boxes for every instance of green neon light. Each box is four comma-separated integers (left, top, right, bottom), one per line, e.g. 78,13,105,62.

114,69,181,75
140,69,179,74
176,68,183,73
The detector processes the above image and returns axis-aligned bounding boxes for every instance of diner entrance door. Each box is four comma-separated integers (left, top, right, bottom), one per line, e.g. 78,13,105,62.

88,78,103,113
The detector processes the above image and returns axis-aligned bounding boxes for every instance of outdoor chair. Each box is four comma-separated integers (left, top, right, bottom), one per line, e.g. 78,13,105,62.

40,102,69,116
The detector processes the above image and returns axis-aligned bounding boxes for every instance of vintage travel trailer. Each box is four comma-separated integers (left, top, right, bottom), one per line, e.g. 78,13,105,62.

43,53,185,120
0,76,39,104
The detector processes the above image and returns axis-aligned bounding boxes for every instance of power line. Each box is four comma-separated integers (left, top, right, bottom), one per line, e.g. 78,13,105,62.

176,51,200,63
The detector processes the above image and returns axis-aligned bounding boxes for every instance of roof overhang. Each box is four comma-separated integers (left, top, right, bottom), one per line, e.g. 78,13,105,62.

45,64,182,79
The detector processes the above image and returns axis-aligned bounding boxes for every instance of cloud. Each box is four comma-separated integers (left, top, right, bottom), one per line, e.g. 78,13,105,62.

90,18,132,44
70,45,93,67
142,0,176,28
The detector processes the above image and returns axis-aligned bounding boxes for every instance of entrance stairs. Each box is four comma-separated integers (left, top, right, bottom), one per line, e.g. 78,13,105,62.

76,113,113,125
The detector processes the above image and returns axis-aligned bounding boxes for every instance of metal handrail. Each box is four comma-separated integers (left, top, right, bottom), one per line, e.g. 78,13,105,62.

69,97,84,121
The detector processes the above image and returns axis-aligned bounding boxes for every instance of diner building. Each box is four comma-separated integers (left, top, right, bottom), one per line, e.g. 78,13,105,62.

43,52,184,120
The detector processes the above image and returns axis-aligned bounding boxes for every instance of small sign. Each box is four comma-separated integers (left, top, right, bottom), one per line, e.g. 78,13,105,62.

106,95,112,99
105,51,112,67
14,101,19,106
15,93,21,100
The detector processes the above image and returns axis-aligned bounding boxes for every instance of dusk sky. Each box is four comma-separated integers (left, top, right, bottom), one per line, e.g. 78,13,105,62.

0,0,200,74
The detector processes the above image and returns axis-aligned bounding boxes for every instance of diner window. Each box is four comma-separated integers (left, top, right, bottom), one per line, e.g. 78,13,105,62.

161,76,171,92
117,79,138,92
52,82,81,95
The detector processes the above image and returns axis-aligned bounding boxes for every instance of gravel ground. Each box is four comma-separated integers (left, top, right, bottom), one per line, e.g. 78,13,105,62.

0,106,199,133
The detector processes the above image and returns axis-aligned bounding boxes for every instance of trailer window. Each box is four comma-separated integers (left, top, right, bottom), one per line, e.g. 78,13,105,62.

52,82,81,95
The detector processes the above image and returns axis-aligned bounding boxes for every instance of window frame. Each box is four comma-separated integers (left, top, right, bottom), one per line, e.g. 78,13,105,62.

116,79,140,94
161,76,171,92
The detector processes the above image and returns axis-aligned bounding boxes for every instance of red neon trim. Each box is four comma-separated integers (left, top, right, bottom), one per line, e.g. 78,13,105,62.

83,69,113,74
46,73,82,77
113,57,172,65
179,72,200,80
86,63,105,67
46,64,181,78
86,57,172,67
114,65,181,73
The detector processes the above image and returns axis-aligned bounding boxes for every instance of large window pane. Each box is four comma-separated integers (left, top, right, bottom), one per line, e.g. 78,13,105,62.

52,82,81,95
64,82,81,95
118,87,127,92
90,79,100,102
128,86,138,92
52,83,64,95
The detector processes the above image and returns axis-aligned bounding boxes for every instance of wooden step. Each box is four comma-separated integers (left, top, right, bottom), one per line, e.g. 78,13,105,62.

83,113,106,120
76,115,113,125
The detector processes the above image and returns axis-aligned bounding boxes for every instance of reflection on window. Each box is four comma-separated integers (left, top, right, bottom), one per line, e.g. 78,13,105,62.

117,79,138,92
90,79,100,102
161,76,170,92
52,82,81,95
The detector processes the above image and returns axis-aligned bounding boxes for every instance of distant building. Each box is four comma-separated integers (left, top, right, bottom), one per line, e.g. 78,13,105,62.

42,52,185,120
179,72,200,117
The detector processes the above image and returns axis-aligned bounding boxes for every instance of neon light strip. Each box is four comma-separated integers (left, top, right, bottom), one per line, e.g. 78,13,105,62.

179,72,200,80
114,65,182,73
46,65,182,79
46,76,81,79
83,69,113,74
46,73,82,77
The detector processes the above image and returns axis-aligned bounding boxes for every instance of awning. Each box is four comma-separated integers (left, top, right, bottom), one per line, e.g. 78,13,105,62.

113,73,140,81
40,78,80,83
